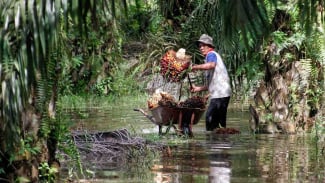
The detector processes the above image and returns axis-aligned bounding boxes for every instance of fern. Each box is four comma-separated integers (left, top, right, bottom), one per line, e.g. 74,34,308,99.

299,58,312,90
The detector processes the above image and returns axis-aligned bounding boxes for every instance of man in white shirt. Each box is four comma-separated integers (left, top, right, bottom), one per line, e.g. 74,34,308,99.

191,34,231,131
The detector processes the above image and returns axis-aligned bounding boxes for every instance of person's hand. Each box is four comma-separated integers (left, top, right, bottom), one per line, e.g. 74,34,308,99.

190,64,197,72
190,84,199,92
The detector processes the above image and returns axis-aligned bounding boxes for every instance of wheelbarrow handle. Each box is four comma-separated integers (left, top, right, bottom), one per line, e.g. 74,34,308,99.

187,75,193,89
133,108,156,124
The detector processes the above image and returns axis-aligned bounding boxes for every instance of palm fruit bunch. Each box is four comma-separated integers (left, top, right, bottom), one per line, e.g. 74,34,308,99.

147,92,177,109
158,92,178,107
178,96,206,109
160,49,191,82
215,128,240,134
147,92,162,109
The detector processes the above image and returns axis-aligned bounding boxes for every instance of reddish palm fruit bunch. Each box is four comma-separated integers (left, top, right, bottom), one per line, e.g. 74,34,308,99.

178,96,206,109
160,50,190,82
215,128,241,134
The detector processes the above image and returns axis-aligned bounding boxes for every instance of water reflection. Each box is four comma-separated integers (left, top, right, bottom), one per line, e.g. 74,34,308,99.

64,101,325,183
207,135,232,183
150,134,242,183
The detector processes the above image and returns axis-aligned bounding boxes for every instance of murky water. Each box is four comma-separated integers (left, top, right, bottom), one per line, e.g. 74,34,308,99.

62,99,325,183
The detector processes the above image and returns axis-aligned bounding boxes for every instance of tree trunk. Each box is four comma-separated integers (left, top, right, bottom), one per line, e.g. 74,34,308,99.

249,59,322,133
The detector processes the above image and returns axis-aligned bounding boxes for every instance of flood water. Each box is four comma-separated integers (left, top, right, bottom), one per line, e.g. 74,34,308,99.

62,97,325,183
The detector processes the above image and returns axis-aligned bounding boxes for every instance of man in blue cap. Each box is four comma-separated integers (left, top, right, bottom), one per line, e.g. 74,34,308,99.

190,34,231,131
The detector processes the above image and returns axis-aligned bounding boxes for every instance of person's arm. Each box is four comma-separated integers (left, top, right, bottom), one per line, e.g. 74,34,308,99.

191,62,216,71
190,84,208,92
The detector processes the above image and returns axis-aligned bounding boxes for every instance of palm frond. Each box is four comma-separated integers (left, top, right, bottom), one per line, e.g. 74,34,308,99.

0,0,130,154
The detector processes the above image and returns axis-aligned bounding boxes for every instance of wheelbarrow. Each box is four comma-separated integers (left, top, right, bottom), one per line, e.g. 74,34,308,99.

134,106,205,136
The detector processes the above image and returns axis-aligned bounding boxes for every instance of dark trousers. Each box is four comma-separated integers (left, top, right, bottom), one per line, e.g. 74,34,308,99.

206,97,230,131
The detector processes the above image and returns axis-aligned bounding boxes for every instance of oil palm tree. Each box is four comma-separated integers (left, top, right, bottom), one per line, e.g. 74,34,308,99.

0,0,128,182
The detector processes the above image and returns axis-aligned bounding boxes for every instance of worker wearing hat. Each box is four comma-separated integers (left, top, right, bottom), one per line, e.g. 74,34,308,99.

191,34,231,131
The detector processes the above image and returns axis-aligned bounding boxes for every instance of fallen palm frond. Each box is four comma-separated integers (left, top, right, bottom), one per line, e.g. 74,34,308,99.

61,129,166,171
